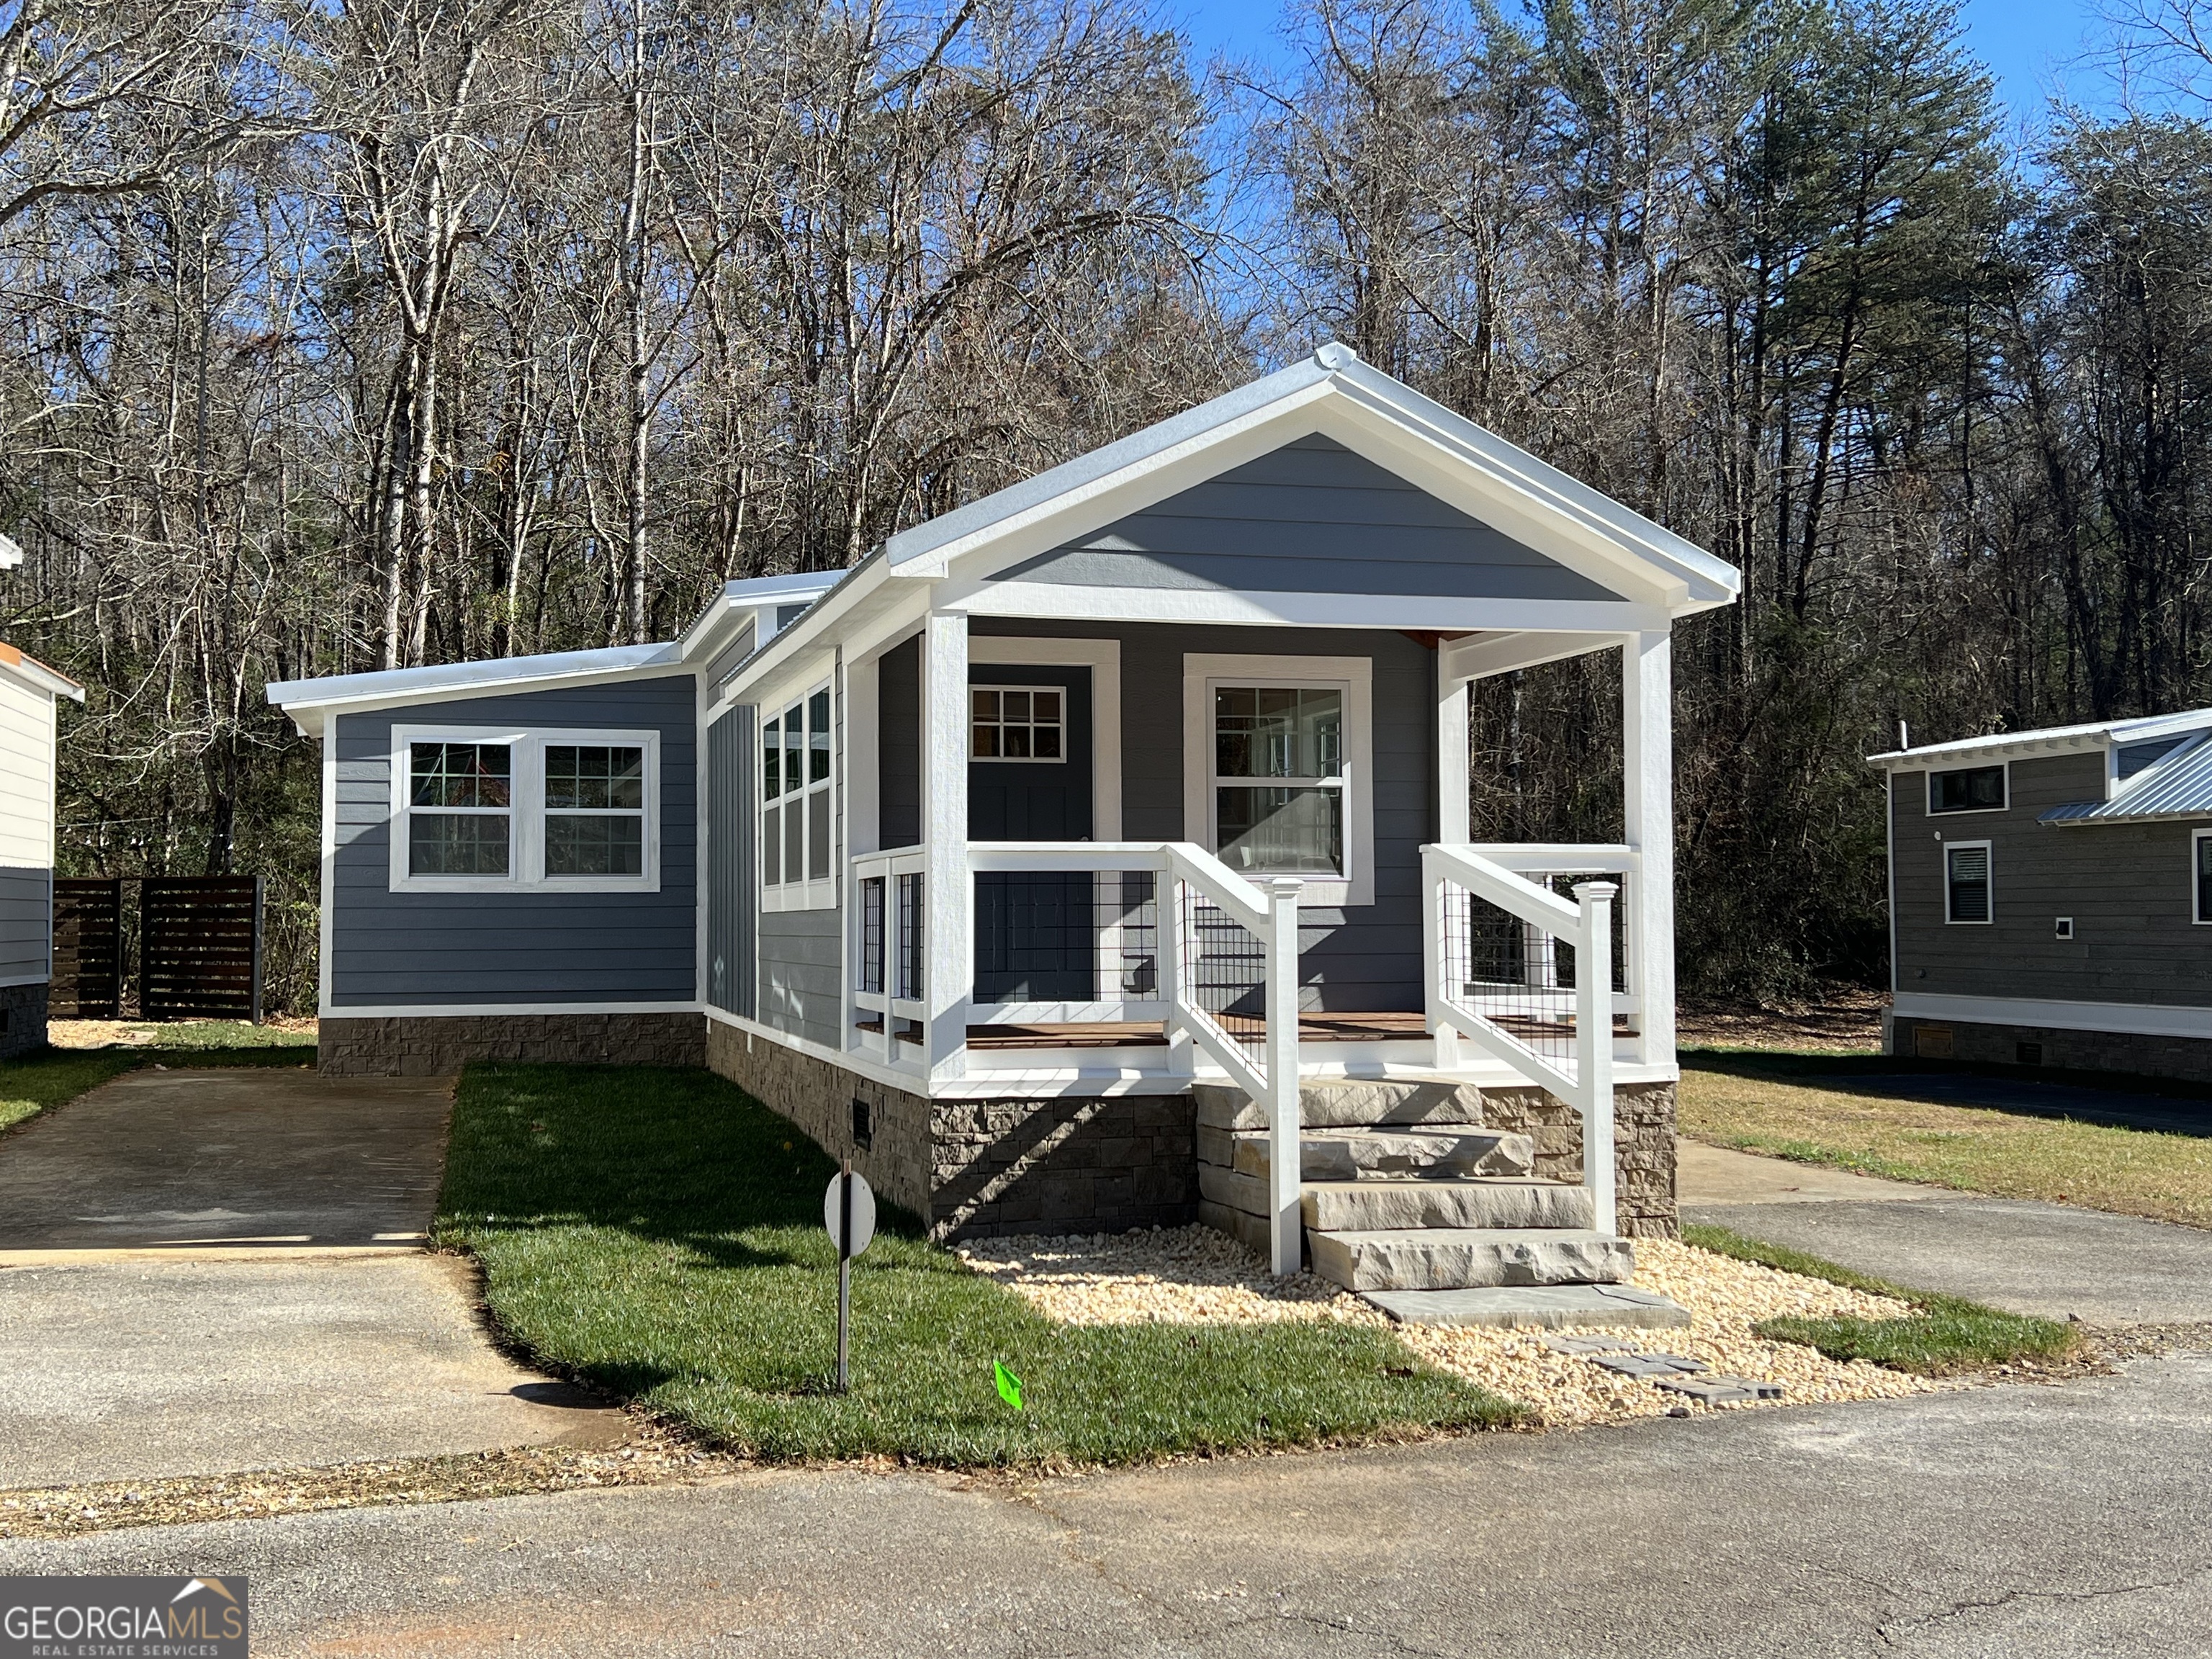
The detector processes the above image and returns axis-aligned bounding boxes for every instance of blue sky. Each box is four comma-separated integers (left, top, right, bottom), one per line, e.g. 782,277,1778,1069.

1176,0,2114,131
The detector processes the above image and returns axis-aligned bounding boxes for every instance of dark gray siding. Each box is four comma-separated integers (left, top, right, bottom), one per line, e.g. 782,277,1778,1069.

706,706,756,1017
330,675,698,1007
970,619,1434,1011
989,434,1622,603
1892,750,2212,1006
0,866,49,981
878,634,922,848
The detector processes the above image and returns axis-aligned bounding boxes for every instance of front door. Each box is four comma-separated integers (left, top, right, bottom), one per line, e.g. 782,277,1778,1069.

970,666,1093,1003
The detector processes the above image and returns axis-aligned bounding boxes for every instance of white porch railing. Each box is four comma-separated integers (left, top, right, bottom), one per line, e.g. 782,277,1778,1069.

849,847,929,1069
1421,842,1636,1234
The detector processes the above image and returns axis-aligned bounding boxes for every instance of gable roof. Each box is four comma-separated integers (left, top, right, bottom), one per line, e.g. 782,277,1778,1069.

0,641,84,702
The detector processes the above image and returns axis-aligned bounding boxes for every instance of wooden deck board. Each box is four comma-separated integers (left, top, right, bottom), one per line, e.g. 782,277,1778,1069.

960,1012,1429,1051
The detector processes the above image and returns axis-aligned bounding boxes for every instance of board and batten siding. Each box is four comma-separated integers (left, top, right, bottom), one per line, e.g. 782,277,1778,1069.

986,434,1624,603
328,675,697,1008
0,669,57,985
705,705,757,1020
1892,750,2212,1007
878,619,1436,1012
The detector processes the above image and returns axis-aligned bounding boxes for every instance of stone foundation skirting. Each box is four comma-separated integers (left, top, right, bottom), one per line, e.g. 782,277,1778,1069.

0,980,48,1060
1889,1012,2212,1087
1479,1080,1679,1239
319,1012,708,1076
705,1020,1199,1239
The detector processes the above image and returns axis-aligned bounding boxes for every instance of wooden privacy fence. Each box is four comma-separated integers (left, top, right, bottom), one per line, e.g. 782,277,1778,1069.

52,878,122,1019
50,875,264,1022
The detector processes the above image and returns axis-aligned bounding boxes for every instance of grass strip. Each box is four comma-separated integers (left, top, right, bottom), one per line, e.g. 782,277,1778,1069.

1,1025,317,1136
1679,1055,2212,1228
1682,1223,2080,1375
437,1062,1521,1466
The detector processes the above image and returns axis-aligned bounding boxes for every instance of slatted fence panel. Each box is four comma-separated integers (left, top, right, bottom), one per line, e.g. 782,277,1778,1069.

141,876,263,1022
52,878,122,1019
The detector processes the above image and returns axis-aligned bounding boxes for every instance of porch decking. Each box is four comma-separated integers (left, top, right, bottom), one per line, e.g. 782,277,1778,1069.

963,1012,1431,1051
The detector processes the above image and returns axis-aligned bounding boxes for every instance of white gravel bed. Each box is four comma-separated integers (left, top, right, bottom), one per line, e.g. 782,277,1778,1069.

956,1226,1948,1427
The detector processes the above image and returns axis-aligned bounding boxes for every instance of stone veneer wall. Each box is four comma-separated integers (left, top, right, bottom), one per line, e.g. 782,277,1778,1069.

704,1021,1199,1238
0,980,48,1060
320,1012,707,1076
1479,1080,1678,1238
1890,1012,2212,1088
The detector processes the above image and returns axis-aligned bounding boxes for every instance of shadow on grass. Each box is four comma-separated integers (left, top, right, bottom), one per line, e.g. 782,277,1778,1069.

437,1061,1521,1465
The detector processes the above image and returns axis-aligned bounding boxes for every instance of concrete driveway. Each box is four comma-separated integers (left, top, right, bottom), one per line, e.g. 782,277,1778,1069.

6,1351,2208,1657
0,1068,626,1486
1682,1142,2212,1323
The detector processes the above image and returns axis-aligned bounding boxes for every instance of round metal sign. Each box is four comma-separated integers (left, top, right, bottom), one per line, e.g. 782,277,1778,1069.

824,1170,877,1259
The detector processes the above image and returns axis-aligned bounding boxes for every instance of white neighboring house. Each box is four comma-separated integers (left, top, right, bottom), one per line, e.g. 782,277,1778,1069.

0,637,85,1056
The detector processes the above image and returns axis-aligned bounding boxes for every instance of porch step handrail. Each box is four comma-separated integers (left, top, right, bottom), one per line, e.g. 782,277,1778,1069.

1422,842,1622,1235
964,837,1302,1273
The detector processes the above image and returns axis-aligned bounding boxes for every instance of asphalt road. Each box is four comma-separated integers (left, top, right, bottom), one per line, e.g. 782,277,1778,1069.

6,1351,2208,1658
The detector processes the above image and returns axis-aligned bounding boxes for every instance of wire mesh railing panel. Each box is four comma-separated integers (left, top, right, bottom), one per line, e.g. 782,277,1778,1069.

1439,871,1629,1071
970,870,1160,1006
897,873,924,1002
859,876,886,996
1179,886,1269,1076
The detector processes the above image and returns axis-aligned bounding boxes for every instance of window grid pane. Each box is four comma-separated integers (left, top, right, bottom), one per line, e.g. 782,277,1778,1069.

1215,687,1341,781
971,683,1065,762
1217,786,1343,876
411,742,511,808
546,745,644,810
410,811,511,876
547,814,644,877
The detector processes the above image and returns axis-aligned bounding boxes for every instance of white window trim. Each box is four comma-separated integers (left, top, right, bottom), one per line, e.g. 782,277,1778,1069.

763,680,836,913
1926,761,2008,816
2193,829,2212,926
1182,652,1374,907
388,725,662,894
1943,837,1992,926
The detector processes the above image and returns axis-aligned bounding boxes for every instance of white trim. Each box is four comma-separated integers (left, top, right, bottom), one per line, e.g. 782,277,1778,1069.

945,577,1672,636
1438,631,1620,683
319,736,337,1013
271,651,684,737
1892,991,2212,1042
2194,829,2212,926
325,1000,703,1019
845,653,882,856
1868,709,2212,769
0,650,83,703
388,725,662,894
694,670,711,1007
1182,652,1373,907
1925,760,2009,817
968,635,1123,841
1943,838,1993,925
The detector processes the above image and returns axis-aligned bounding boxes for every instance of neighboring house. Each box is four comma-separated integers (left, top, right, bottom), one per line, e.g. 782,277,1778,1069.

269,346,1740,1287
0,640,85,1057
1872,711,2212,1081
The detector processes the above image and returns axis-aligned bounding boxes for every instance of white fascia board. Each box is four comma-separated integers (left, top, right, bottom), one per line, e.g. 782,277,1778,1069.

1867,708,2212,769
0,652,84,703
942,576,1671,634
1892,991,2212,1041
1438,631,1626,682
714,559,931,711
269,651,687,737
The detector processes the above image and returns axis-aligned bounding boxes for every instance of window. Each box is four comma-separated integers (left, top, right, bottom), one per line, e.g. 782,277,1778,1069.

971,686,1063,760
1930,765,2005,814
390,727,660,892
2195,831,2212,925
1945,841,1991,924
763,682,834,908
1182,653,1374,906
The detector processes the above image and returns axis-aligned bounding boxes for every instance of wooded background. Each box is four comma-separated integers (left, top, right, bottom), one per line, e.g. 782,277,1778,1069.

4,0,2209,1014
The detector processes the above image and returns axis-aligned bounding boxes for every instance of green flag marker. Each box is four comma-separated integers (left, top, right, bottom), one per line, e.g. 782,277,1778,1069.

994,1361,1025,1411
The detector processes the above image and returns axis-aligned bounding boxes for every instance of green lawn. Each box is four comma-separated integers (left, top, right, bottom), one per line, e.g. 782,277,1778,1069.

1,1022,315,1134
436,1063,1519,1466
1683,1223,2080,1374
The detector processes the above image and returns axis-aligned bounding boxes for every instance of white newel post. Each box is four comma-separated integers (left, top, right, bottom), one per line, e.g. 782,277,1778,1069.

1264,876,1305,1276
1622,630,1675,1067
1573,880,1617,1236
922,612,970,1080
1432,671,1471,1074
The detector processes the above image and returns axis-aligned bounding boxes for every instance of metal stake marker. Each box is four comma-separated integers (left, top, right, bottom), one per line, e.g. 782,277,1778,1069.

837,1158,853,1394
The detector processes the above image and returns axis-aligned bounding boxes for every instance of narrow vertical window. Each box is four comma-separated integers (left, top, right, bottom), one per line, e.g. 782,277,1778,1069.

2196,834,2212,924
763,679,834,902
1946,843,1991,924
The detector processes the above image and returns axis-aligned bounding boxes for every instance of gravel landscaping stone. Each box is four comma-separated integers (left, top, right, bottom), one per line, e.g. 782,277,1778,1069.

958,1226,1949,1426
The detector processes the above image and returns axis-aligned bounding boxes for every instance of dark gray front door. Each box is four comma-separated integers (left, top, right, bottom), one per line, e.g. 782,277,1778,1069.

971,666,1092,1003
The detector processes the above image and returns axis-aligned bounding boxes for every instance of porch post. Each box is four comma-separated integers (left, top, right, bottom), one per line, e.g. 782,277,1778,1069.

1437,666,1470,845
1264,876,1305,1277
922,611,970,1079
1573,879,1618,1236
1621,630,1674,1067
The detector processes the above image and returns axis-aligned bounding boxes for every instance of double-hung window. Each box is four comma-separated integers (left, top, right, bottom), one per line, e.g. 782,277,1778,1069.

1182,653,1374,906
391,727,659,892
1945,840,1992,924
763,683,834,908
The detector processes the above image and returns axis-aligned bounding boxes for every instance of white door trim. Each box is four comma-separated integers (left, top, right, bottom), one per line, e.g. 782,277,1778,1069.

968,636,1121,840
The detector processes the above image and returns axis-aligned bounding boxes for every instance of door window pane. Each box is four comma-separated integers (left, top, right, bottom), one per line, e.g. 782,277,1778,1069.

971,683,1065,762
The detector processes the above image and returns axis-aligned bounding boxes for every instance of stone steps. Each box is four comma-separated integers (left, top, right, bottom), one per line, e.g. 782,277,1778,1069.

1300,1177,1594,1233
1228,1126,1534,1182
1306,1228,1635,1293
1192,1078,1483,1131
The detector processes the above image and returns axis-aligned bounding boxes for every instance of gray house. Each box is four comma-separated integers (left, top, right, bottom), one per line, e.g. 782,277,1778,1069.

0,639,83,1057
270,346,1740,1287
1874,711,2212,1079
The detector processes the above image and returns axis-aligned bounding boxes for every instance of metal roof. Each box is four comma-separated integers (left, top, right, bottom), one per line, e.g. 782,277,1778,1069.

1868,709,2212,768
2044,734,2212,824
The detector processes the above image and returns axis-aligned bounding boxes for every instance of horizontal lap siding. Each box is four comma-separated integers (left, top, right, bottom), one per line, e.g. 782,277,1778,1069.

0,675,56,982
0,866,50,981
330,675,698,1008
975,619,1432,1012
989,434,1622,603
1894,750,2212,1007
